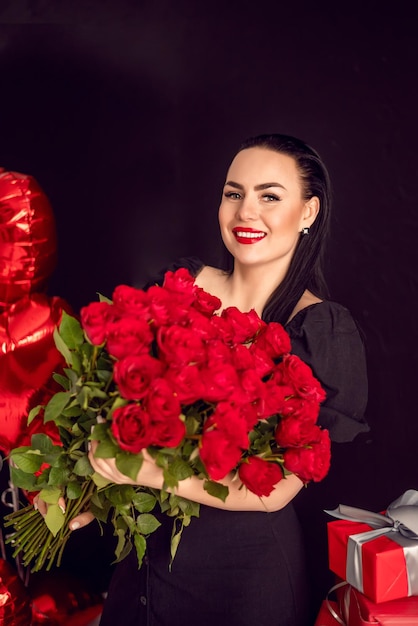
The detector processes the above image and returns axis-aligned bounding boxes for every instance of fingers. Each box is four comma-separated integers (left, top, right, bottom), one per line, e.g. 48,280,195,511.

33,494,47,517
33,494,94,531
69,510,95,531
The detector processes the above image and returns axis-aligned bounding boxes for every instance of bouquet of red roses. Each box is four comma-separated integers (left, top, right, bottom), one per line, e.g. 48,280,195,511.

5,268,330,573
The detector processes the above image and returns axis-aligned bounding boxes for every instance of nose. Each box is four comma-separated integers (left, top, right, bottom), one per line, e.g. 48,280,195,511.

235,197,259,221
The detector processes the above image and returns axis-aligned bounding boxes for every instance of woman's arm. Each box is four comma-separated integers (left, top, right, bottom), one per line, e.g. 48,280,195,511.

88,444,304,513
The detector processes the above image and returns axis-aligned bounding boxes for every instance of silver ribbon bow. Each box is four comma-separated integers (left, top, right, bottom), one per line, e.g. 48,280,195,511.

325,489,418,596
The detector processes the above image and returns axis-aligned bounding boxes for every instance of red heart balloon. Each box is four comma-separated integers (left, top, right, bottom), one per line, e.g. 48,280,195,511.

0,168,57,308
0,168,72,455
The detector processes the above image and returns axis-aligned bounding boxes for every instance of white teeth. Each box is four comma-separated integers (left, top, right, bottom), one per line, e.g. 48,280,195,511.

235,231,265,239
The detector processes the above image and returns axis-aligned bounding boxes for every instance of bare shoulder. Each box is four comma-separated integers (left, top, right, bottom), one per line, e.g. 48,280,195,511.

194,265,228,295
288,290,323,322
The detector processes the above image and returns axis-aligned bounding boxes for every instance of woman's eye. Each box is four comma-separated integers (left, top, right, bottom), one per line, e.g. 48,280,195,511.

224,191,241,199
262,194,280,202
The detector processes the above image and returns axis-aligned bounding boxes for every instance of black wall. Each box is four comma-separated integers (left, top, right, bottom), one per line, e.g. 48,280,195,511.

1,0,417,615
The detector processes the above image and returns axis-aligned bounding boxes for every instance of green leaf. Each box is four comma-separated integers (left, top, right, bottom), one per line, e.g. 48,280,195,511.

73,455,93,477
114,531,133,563
27,404,42,426
91,472,112,488
203,480,229,502
38,486,62,504
134,533,147,568
96,369,112,383
10,450,44,474
59,311,85,349
44,391,72,423
64,368,79,385
175,497,200,518
107,484,136,507
90,501,110,523
49,466,70,486
45,502,65,537
52,373,71,390
170,518,186,565
114,527,128,562
53,326,73,365
66,481,83,499
132,491,157,513
62,405,82,418
95,438,119,459
9,465,37,490
98,292,112,304
167,458,194,481
115,451,143,482
31,433,55,454
136,513,161,535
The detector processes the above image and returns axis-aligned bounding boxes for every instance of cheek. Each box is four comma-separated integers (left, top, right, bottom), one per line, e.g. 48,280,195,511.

269,208,303,234
218,205,230,235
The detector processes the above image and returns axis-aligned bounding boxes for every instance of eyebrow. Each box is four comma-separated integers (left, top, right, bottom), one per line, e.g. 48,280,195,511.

224,180,287,191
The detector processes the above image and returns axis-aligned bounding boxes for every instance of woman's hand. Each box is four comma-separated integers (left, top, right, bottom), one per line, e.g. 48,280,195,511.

33,493,95,531
88,442,164,490
32,442,162,532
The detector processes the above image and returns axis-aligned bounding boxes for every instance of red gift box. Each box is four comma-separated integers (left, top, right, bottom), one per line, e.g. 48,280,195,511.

337,583,418,625
314,599,343,625
327,518,416,603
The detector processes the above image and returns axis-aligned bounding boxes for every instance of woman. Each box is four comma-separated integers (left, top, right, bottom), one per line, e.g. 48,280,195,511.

47,134,369,625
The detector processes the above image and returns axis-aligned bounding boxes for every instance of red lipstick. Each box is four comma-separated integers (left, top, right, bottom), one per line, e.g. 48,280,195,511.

232,227,266,245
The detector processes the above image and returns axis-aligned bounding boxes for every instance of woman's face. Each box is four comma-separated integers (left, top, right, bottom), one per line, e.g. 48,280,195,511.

218,147,319,271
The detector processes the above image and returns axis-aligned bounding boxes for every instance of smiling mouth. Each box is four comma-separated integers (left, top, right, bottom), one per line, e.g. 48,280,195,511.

232,228,266,243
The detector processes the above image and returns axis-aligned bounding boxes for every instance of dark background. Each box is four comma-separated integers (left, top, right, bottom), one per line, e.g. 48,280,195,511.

1,1,417,620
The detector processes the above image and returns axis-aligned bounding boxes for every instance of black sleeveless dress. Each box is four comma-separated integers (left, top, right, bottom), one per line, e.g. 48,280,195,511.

99,257,369,626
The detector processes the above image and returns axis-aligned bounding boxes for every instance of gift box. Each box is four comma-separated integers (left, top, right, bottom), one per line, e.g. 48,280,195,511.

326,490,418,604
337,583,418,626
314,599,344,625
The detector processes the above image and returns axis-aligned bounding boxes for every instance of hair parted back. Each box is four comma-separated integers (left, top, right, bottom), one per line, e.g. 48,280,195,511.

221,133,332,325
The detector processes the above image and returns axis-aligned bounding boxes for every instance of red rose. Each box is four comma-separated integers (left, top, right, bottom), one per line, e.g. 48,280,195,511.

184,309,218,341
199,430,243,480
112,284,150,319
238,457,283,497
146,285,178,327
205,402,249,449
283,428,331,483
199,359,240,403
211,307,264,345
248,343,275,378
106,317,153,360
251,322,291,359
162,268,196,304
229,343,255,371
142,378,185,447
150,412,186,448
114,354,165,400
275,418,322,448
144,378,182,423
111,404,154,454
157,325,206,367
205,339,233,364
278,355,326,404
164,364,206,404
193,287,222,317
237,368,266,404
259,376,292,417
80,301,115,345
279,396,320,423
231,401,260,430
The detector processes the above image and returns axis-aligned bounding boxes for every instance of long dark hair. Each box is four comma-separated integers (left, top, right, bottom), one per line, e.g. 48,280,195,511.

220,133,332,324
